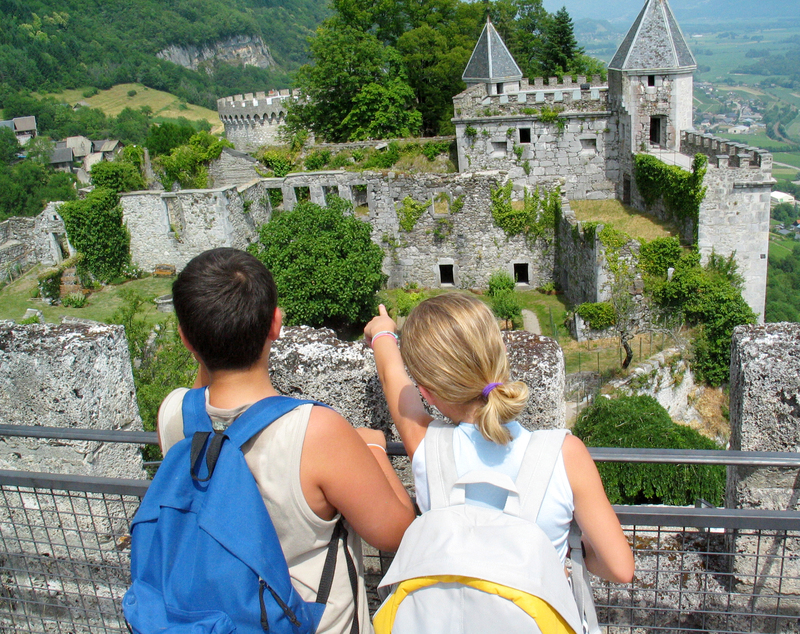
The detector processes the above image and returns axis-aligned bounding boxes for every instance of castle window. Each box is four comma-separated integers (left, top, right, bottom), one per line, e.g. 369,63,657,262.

580,138,597,152
648,75,656,87
439,264,454,286
519,128,531,144
497,83,504,94
623,176,631,205
514,263,530,285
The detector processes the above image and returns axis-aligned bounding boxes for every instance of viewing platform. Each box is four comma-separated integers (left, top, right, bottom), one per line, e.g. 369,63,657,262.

2,424,800,633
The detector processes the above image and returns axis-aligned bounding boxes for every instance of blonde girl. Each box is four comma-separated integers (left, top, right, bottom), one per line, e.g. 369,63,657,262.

365,293,633,584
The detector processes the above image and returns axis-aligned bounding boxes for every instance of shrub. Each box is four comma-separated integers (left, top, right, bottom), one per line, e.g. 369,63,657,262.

37,268,63,303
364,141,400,169
395,289,425,317
259,149,295,178
398,196,428,232
487,270,515,297
61,292,87,308
304,149,331,171
249,196,386,328
490,289,522,324
573,395,725,506
576,302,615,330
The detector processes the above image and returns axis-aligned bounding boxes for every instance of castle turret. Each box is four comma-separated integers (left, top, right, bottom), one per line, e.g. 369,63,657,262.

608,0,696,155
462,18,523,96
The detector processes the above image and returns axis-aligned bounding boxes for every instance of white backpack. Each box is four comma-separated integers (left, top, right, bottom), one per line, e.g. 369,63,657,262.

373,421,599,634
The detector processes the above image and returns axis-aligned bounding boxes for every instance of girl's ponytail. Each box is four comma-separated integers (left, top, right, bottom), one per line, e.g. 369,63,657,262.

401,293,530,446
473,380,529,444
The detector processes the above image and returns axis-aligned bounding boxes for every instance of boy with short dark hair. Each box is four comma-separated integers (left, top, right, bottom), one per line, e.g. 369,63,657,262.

160,247,415,634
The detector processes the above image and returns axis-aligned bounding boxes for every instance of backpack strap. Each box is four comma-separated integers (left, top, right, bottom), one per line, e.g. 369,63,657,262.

316,519,360,634
514,429,568,521
569,522,601,634
425,420,458,511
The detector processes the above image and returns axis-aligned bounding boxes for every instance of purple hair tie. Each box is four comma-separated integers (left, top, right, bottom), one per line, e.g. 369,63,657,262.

482,382,502,398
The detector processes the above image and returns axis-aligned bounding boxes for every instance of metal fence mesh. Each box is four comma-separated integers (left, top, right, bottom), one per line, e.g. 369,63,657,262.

0,485,138,634
3,484,800,633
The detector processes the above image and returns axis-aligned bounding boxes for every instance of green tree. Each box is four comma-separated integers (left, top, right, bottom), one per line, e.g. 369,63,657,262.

537,6,583,77
90,161,145,193
145,122,195,157
573,395,725,506
58,187,130,282
0,127,21,164
288,23,419,141
157,131,231,190
249,196,386,328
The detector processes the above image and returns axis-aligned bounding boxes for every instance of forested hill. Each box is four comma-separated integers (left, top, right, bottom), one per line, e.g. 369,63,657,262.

0,0,330,109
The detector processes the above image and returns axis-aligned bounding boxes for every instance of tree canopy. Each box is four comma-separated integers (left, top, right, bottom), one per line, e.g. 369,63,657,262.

249,196,386,328
288,0,601,140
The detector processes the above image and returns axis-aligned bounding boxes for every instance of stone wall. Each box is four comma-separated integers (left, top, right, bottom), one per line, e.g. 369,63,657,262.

727,322,800,594
0,320,146,480
121,183,271,273
687,132,773,323
271,326,565,433
453,75,607,120
208,148,261,188
0,204,70,281
556,200,602,307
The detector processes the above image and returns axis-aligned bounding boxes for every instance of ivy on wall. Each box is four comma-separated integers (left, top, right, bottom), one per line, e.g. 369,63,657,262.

633,153,707,242
490,182,560,244
398,196,429,232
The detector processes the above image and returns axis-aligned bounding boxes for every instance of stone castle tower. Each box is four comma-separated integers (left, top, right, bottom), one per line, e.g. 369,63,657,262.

452,0,771,321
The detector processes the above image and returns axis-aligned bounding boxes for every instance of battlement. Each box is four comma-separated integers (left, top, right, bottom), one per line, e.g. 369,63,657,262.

681,131,773,172
217,89,297,120
453,75,608,120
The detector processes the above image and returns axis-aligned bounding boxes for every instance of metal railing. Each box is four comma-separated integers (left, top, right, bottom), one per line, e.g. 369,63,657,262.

2,425,800,633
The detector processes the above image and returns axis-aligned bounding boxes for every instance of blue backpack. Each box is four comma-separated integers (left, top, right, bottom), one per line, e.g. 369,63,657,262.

123,388,358,634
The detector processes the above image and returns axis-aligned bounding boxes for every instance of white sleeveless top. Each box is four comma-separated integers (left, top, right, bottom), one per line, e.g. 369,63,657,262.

412,420,575,562
158,388,373,634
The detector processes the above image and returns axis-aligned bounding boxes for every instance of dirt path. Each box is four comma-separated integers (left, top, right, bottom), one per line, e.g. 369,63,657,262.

522,309,541,335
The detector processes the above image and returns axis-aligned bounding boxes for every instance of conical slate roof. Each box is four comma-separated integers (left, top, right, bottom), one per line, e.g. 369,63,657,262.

609,0,696,72
462,19,523,83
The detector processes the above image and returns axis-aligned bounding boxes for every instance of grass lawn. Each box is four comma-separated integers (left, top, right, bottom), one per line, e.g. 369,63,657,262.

0,267,173,327
570,199,678,242
770,236,800,261
38,84,223,134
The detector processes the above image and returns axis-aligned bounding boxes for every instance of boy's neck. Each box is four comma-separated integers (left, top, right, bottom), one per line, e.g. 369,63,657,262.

205,363,279,410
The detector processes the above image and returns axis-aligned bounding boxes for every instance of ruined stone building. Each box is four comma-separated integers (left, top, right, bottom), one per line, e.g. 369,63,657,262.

5,0,772,322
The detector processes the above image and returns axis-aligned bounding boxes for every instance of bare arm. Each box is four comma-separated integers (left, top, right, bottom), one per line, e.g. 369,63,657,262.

562,434,635,584
301,406,415,552
364,304,432,460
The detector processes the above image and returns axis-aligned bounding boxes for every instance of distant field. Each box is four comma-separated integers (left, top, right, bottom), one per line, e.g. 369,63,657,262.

570,199,677,242
39,84,224,134
770,236,800,261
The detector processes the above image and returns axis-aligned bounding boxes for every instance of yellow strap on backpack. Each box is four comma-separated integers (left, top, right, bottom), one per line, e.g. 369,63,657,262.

373,575,576,634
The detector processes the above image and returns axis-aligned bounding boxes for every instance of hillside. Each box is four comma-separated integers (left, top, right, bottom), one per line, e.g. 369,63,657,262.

0,0,330,109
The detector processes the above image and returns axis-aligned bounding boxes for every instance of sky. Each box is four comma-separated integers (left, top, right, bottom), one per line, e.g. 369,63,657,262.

541,0,800,23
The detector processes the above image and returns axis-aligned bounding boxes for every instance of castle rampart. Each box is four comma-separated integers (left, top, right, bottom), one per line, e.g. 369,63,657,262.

217,90,295,152
686,132,773,322
453,75,607,120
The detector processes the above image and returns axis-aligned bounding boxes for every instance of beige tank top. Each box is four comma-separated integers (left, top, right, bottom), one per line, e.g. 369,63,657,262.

158,388,374,634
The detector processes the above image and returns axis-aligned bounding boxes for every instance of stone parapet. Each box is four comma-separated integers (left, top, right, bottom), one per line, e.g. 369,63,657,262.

681,131,772,172
0,320,146,480
453,76,608,120
727,322,800,594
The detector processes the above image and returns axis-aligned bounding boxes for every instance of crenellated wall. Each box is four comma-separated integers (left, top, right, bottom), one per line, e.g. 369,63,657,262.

217,90,296,151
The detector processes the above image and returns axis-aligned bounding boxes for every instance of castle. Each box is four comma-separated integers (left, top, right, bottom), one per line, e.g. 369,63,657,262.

3,0,772,322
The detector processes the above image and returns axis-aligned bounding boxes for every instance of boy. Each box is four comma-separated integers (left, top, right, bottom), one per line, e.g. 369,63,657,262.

158,247,415,634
